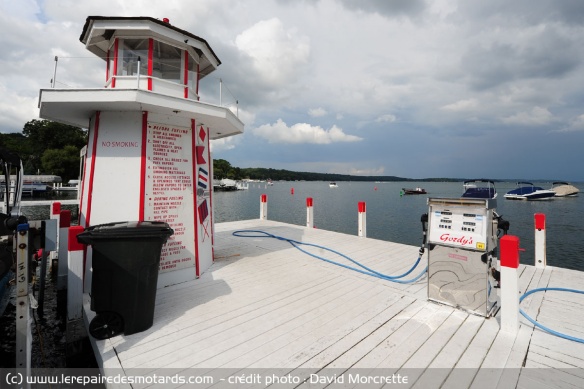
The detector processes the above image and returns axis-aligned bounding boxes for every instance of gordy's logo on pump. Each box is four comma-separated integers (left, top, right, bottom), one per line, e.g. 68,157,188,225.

439,233,473,246
439,233,486,250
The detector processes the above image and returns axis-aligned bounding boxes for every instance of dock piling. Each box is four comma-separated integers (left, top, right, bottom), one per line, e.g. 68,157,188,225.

306,197,314,228
534,213,546,268
358,201,366,237
500,234,520,335
58,209,71,290
260,194,268,220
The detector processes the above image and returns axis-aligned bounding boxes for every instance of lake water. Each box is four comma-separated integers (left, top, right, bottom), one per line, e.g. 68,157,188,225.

213,181,584,271
17,181,583,271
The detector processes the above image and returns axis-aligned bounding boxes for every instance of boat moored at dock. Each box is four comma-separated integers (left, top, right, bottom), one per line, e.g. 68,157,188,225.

461,179,498,199
550,181,579,197
504,182,556,200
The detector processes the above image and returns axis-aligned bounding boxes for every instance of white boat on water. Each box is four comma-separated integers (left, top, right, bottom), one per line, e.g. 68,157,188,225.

0,181,52,196
52,179,80,192
329,182,338,188
550,182,579,197
504,182,555,200
461,180,497,199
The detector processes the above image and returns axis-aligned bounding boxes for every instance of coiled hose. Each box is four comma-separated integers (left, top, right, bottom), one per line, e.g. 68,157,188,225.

233,230,584,342
232,230,427,284
520,287,584,343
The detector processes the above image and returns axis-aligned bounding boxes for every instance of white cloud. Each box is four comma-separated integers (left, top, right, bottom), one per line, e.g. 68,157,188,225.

375,114,397,123
2,1,584,179
441,99,478,111
308,107,327,117
556,114,584,133
1,0,41,21
252,119,362,144
501,106,554,126
210,137,238,152
348,166,386,176
235,18,310,86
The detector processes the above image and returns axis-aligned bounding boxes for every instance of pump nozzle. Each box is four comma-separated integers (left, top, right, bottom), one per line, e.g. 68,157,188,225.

496,214,510,236
0,213,28,235
419,213,429,255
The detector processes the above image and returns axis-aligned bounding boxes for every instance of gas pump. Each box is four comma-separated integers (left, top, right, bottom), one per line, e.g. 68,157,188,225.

425,196,507,317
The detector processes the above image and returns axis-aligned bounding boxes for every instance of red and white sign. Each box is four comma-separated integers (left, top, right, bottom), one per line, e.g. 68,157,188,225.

144,121,196,273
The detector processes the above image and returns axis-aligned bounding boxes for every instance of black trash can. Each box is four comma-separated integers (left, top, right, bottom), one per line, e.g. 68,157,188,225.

77,221,174,339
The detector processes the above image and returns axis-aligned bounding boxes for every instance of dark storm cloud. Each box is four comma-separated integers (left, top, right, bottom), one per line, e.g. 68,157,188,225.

336,0,426,18
457,0,584,26
460,27,580,90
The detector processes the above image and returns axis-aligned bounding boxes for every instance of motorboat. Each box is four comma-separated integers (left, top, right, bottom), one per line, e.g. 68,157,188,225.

461,180,497,199
401,187,426,195
329,182,338,188
550,182,579,197
504,182,555,200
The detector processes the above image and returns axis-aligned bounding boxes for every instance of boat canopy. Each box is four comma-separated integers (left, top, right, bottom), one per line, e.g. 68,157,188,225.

0,175,62,183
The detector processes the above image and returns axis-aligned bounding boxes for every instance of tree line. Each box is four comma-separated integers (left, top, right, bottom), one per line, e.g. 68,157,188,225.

0,119,458,184
212,159,413,182
0,120,87,182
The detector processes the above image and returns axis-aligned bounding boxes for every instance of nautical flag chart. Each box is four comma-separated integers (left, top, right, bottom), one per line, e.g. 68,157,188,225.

195,125,213,274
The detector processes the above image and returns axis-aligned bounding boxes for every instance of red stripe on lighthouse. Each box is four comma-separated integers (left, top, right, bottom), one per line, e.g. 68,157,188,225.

112,39,118,88
148,38,153,91
85,111,100,227
184,51,189,98
139,112,148,221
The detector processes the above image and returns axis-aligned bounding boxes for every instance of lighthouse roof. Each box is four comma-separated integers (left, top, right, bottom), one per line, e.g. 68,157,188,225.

80,16,221,78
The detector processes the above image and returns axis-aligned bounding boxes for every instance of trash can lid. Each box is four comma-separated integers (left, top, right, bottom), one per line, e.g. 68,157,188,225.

77,221,174,242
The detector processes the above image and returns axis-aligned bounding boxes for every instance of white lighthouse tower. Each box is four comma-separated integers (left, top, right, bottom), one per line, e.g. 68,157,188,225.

39,16,243,287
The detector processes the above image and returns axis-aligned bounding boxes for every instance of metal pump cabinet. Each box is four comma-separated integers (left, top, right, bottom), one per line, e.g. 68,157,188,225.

427,197,499,317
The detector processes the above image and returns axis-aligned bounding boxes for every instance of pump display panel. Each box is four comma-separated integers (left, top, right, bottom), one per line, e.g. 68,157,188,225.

427,203,491,252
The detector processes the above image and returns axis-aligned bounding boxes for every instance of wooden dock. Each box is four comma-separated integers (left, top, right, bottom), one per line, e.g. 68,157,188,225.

84,219,584,388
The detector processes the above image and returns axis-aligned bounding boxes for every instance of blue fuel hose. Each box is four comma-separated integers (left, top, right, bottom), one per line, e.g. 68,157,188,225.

232,230,427,284
520,287,584,344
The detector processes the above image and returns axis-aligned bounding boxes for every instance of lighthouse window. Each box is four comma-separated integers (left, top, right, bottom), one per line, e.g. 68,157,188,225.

152,40,182,83
118,39,148,76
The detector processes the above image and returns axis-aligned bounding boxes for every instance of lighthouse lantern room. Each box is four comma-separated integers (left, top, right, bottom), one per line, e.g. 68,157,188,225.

38,16,244,287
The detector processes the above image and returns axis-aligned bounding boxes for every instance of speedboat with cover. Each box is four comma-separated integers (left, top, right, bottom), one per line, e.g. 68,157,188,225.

401,187,426,195
461,179,497,199
504,182,555,200
550,182,579,197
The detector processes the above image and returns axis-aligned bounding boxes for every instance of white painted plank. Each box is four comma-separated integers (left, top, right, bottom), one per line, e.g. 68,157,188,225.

80,219,584,389
411,314,485,388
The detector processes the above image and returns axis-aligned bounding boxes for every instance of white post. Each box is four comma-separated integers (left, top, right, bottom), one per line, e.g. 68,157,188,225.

57,209,71,290
358,201,367,237
15,223,31,373
136,57,141,89
67,226,85,321
306,197,314,228
500,235,520,335
52,55,58,88
50,200,61,260
534,213,546,269
260,194,268,220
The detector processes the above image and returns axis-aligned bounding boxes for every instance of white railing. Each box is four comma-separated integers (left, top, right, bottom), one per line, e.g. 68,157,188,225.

49,56,239,116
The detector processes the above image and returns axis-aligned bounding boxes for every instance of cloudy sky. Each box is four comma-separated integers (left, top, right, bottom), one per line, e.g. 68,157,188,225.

1,0,584,181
